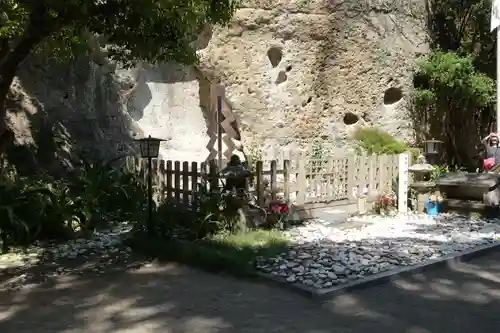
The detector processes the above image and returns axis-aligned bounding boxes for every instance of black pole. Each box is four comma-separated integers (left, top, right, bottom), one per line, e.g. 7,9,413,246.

147,156,153,236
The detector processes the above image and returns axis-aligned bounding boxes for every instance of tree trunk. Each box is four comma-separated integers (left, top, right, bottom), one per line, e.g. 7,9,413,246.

0,33,46,137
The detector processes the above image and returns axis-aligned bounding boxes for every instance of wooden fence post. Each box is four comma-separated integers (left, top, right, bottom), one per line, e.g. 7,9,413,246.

270,160,277,201
378,154,388,193
208,160,218,191
166,160,173,200
182,161,190,207
283,160,290,202
256,161,264,207
158,159,166,202
296,155,306,205
191,161,198,210
347,155,356,202
398,152,410,213
174,161,181,202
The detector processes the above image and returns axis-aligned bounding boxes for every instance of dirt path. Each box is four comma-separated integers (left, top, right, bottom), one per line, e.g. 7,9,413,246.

2,252,500,333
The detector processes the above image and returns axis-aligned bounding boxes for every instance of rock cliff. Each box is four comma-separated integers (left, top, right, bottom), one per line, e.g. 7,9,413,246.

5,0,429,168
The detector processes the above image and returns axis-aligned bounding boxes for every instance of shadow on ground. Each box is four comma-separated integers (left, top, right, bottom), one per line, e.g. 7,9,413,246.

2,241,500,332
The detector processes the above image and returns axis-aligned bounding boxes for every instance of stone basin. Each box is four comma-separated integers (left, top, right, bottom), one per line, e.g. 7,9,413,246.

436,172,500,204
436,172,499,189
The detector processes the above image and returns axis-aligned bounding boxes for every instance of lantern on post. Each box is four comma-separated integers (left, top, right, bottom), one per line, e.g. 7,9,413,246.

423,139,443,165
134,135,166,236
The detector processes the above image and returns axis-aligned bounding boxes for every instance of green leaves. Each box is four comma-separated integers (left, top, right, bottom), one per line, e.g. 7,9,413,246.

2,0,237,66
352,127,410,155
413,51,495,108
411,0,496,167
0,156,148,251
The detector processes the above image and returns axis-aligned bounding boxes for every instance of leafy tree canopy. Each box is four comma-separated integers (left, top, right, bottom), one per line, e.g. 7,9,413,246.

0,0,236,66
413,51,495,108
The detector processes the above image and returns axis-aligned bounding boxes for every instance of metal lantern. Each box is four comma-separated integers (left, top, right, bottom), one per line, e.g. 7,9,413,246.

134,135,166,236
136,135,164,158
424,139,443,155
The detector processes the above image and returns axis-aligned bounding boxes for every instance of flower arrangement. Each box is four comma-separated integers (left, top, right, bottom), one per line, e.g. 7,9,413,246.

373,192,396,215
267,199,290,229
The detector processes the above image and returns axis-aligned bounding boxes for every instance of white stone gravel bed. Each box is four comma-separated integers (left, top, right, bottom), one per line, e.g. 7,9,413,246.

0,222,140,289
256,213,500,290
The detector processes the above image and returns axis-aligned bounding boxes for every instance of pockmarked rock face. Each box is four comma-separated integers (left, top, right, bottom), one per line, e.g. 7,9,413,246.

197,0,428,146
5,0,428,166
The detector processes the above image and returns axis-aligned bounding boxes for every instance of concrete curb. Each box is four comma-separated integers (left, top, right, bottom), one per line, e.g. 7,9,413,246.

256,240,500,300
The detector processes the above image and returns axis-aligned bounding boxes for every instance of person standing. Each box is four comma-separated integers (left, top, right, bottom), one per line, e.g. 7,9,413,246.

482,132,500,170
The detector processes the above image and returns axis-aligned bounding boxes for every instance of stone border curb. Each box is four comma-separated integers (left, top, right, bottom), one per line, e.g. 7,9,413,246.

256,240,500,300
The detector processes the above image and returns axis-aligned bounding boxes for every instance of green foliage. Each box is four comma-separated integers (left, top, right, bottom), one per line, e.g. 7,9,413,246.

412,0,496,168
429,164,466,181
0,0,237,66
126,176,290,277
413,52,495,108
147,180,250,241
0,156,146,252
352,127,409,155
427,0,494,76
125,229,289,277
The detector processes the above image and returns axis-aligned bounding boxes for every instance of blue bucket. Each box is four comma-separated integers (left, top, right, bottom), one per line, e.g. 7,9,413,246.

425,200,440,216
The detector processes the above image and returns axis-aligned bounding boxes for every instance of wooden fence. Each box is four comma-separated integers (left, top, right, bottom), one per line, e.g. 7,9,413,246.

124,152,409,212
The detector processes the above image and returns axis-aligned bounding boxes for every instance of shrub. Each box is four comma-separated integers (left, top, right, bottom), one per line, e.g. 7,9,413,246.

127,179,291,277
352,127,409,155
412,51,495,168
0,156,147,252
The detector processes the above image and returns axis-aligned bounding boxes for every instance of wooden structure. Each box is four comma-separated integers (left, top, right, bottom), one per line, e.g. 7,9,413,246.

125,152,409,215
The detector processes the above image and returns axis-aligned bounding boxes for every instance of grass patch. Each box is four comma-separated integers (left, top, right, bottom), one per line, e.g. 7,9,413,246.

125,229,290,277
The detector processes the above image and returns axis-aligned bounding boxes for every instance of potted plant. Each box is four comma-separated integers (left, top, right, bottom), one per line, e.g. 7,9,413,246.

373,192,396,215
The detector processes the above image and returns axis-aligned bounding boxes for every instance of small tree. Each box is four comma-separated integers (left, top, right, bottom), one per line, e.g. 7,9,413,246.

412,0,496,168
0,0,237,135
412,51,495,167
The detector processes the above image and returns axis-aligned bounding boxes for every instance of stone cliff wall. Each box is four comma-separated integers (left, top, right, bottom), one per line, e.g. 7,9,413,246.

198,0,428,149
5,0,429,170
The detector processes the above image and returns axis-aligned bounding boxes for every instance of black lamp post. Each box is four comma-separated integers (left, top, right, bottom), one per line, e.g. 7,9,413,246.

134,135,165,236
423,139,443,165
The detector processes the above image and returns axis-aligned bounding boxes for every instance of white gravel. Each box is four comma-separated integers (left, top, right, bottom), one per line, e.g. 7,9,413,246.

0,223,137,290
256,213,500,290
4,214,500,292
0,222,133,269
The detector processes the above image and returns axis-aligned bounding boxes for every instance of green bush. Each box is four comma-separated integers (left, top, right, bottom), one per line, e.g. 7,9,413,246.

125,228,289,277
147,180,248,241
412,51,495,168
352,127,410,155
127,179,290,277
0,156,147,252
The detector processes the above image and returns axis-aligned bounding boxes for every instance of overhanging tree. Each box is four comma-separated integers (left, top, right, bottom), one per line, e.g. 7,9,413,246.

0,0,236,135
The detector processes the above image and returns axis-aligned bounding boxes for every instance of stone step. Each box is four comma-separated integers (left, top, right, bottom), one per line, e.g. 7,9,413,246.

441,198,499,218
313,208,349,227
443,198,487,211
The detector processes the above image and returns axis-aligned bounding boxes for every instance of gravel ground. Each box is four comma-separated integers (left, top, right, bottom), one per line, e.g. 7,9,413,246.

3,214,500,293
0,222,150,290
256,213,500,289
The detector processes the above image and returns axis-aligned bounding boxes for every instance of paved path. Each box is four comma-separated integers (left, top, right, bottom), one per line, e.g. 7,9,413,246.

2,252,500,333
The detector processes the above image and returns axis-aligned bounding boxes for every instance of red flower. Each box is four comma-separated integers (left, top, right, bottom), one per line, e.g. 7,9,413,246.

377,194,393,206
269,201,289,214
